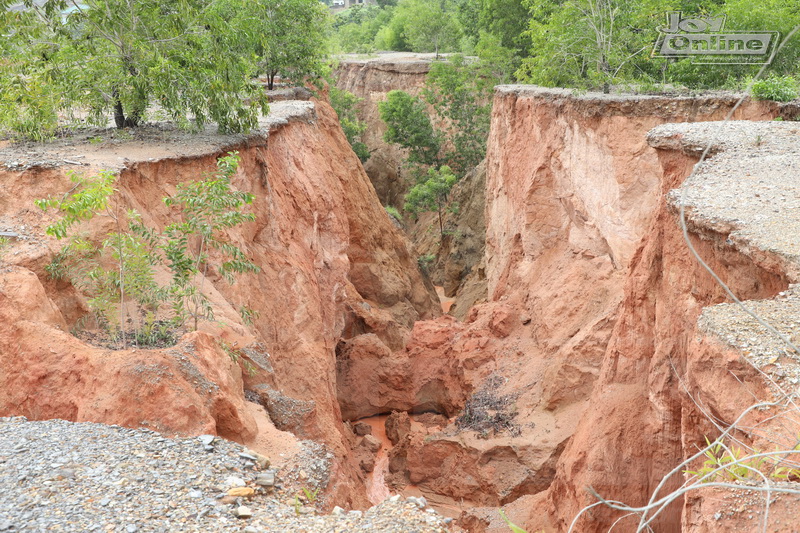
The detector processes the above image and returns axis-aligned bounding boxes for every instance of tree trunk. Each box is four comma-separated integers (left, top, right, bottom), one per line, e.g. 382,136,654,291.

113,89,140,129
113,88,126,129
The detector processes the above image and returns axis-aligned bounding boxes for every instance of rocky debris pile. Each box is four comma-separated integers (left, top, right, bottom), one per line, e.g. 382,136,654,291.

0,417,451,532
699,285,800,385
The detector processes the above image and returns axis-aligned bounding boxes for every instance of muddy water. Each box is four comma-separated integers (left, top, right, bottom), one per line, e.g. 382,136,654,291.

435,285,455,314
361,415,393,505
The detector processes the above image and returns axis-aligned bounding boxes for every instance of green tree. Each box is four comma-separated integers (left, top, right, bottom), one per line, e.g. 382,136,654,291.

397,0,463,58
379,90,442,165
0,0,273,136
424,55,492,174
163,152,261,331
233,0,331,90
36,170,163,347
404,165,458,238
330,86,371,162
518,0,669,88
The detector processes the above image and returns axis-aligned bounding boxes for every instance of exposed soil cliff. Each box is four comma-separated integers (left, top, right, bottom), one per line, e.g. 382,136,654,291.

350,87,795,530
474,98,800,531
0,99,439,509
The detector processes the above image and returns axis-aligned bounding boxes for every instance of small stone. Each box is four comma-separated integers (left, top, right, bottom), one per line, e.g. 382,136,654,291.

243,528,258,533
361,434,381,453
255,471,275,487
332,506,346,516
352,422,372,436
225,476,246,488
253,453,270,469
348,510,363,518
239,451,258,461
0,521,13,531
388,494,401,502
233,506,253,518
99,497,111,507
188,490,203,499
198,435,215,446
227,487,255,498
125,525,138,533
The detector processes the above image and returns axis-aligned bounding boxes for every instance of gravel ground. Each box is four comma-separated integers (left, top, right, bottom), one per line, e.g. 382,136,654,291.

0,417,450,533
649,120,800,280
0,101,316,172
647,120,800,388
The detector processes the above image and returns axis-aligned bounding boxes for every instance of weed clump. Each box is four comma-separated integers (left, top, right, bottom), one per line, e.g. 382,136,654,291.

456,375,520,438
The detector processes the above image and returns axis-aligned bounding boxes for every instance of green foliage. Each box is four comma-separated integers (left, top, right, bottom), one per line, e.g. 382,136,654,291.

218,339,258,376
36,154,261,347
333,0,463,55
36,170,116,240
239,305,261,327
498,510,528,533
751,76,799,102
424,55,492,174
379,90,441,165
228,0,331,90
330,87,370,162
417,253,436,273
333,4,397,53
685,436,800,483
518,0,669,89
384,205,402,221
163,151,260,331
404,165,458,237
396,0,463,57
37,171,163,347
0,0,275,137
302,486,320,503
0,237,9,263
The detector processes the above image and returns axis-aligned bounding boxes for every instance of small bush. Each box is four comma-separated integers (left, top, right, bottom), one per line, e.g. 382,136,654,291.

384,205,402,221
751,76,799,102
456,375,520,438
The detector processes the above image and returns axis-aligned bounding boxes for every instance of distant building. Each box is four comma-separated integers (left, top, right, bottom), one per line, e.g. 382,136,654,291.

329,0,375,13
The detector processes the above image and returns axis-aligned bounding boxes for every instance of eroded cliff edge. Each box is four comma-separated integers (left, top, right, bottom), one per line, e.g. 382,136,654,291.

0,99,440,509
479,97,800,531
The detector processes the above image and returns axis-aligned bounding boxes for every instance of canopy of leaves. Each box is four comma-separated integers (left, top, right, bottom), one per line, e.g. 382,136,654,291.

330,86,370,162
404,165,457,216
517,0,800,90
228,0,330,90
424,54,492,174
0,0,328,138
378,90,441,165
404,165,458,236
397,0,462,57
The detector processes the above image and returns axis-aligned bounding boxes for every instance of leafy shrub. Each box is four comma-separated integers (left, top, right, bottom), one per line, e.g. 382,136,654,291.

379,90,441,166
37,170,164,347
330,87,370,162
404,165,457,237
751,76,799,102
37,152,260,347
163,152,261,331
384,205,402,221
